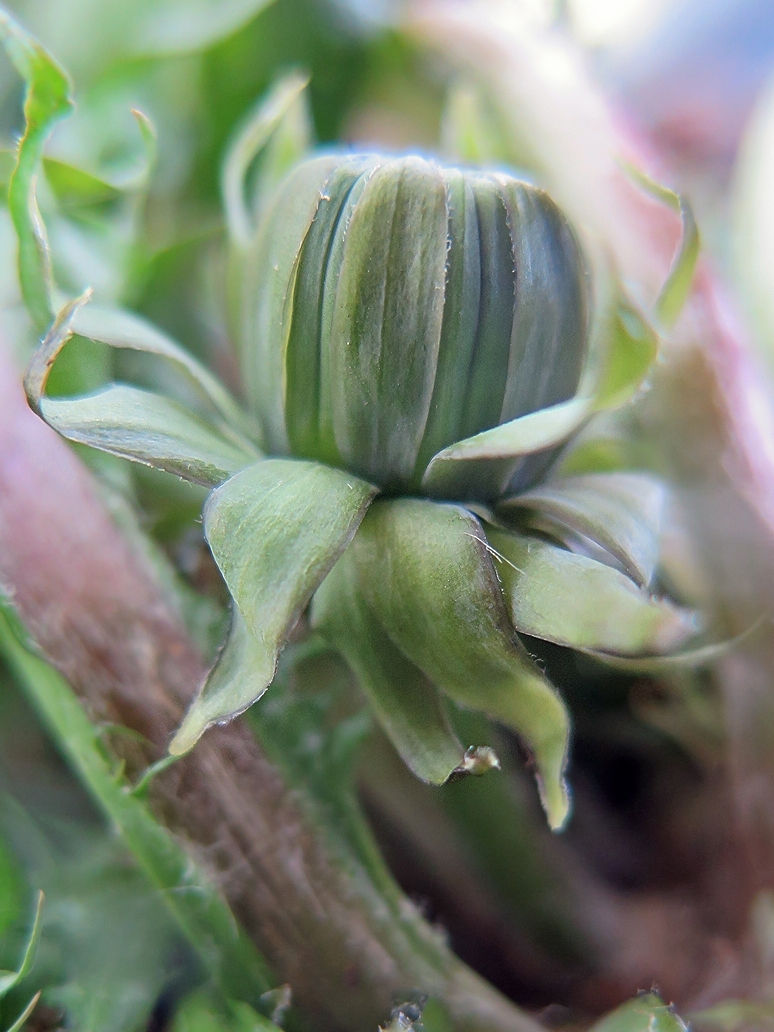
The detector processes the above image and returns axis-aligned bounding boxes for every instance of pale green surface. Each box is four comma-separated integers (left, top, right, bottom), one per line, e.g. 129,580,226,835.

41,386,256,485
488,529,697,656
590,993,688,1032
313,549,470,785
352,498,571,830
172,459,376,753
500,471,665,589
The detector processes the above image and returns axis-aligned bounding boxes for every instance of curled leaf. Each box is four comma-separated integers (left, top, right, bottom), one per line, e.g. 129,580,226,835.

624,163,700,327
223,73,311,249
171,460,376,753
68,300,255,439
422,397,591,499
24,295,259,485
499,471,666,589
352,498,571,830
488,529,699,656
0,8,73,330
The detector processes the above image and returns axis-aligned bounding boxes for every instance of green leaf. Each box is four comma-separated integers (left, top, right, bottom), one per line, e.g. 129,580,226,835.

170,608,269,754
5,990,41,1032
170,459,376,754
0,8,73,330
312,549,498,785
24,296,259,485
594,294,659,410
41,386,257,486
422,397,591,498
223,74,311,249
329,159,449,487
172,989,282,1032
625,164,700,327
0,599,273,1009
499,471,666,589
0,891,43,999
352,498,571,830
487,529,699,656
590,993,688,1032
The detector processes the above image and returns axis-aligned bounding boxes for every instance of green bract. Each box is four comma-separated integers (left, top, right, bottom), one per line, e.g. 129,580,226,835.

15,63,702,832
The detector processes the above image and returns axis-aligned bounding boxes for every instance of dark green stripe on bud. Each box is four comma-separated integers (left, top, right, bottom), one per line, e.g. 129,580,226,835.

239,154,590,501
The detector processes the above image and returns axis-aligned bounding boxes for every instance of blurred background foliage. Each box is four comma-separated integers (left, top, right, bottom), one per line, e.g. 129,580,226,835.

3,0,774,1030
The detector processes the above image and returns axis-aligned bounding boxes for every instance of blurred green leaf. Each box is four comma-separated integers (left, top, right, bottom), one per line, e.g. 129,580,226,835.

5,990,40,1032
0,838,23,940
594,294,659,411
0,892,42,998
0,6,73,330
488,528,699,656
353,498,571,830
170,459,376,754
591,992,688,1032
499,471,666,589
625,164,700,327
441,83,513,168
172,989,281,1032
223,73,311,248
0,598,274,1009
313,548,487,786
689,999,774,1031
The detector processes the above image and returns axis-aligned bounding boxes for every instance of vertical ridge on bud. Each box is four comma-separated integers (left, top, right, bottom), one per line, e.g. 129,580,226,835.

498,180,590,495
284,157,374,461
414,170,482,479
242,155,338,451
330,158,449,487
457,176,515,441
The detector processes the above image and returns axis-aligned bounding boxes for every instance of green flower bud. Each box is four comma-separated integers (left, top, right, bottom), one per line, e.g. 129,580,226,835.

240,154,591,501
21,69,700,830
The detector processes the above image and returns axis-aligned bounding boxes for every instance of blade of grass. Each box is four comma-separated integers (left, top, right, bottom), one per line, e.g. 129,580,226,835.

0,597,275,1012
